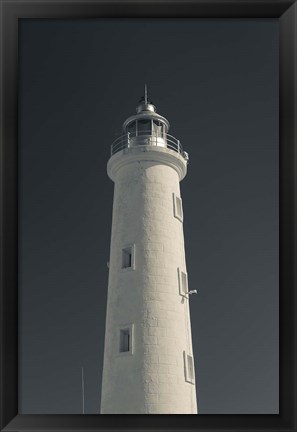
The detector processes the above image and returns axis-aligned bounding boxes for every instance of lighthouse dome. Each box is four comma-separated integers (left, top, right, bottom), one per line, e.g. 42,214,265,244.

122,89,170,135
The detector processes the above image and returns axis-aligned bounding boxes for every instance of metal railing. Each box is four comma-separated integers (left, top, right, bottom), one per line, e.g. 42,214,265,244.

110,130,184,156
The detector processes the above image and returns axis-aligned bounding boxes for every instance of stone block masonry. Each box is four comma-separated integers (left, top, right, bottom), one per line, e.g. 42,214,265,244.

101,141,197,414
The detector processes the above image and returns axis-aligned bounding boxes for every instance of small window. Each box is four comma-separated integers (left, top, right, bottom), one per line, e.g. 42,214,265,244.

173,193,183,222
122,247,132,268
184,351,195,384
178,268,188,297
119,324,134,355
121,244,135,270
120,328,130,352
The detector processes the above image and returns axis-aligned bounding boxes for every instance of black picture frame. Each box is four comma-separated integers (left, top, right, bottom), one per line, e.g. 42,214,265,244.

1,1,296,431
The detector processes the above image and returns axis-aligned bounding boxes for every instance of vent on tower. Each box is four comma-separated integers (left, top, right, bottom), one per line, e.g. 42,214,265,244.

173,193,183,222
178,268,188,297
183,351,195,384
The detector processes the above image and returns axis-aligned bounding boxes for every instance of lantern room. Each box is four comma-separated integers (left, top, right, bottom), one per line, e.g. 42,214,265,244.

122,88,170,147
110,86,186,159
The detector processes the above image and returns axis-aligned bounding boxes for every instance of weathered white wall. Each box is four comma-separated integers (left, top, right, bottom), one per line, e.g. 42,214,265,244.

101,146,197,414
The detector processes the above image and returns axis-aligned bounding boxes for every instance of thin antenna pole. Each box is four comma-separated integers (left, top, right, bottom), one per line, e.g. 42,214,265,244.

144,83,148,104
81,366,85,414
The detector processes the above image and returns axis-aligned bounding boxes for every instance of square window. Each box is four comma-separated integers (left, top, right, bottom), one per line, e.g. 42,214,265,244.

118,324,134,355
178,268,188,297
173,193,183,222
183,351,195,384
121,244,135,270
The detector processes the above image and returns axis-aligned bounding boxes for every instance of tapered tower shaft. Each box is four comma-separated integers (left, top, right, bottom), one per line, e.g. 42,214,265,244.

101,93,197,414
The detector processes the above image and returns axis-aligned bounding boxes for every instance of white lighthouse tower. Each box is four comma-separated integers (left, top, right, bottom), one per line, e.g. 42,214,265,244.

100,87,197,414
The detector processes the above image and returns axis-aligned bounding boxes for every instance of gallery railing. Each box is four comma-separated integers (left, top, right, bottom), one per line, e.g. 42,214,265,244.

110,131,184,157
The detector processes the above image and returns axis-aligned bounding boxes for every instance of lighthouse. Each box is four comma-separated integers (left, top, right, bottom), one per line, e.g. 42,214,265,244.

100,87,198,414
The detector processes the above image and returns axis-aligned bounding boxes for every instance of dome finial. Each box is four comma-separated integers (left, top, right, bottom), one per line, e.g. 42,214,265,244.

136,84,156,113
144,83,148,105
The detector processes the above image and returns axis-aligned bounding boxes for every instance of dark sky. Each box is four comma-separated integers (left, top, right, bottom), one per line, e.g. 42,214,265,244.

19,19,279,414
